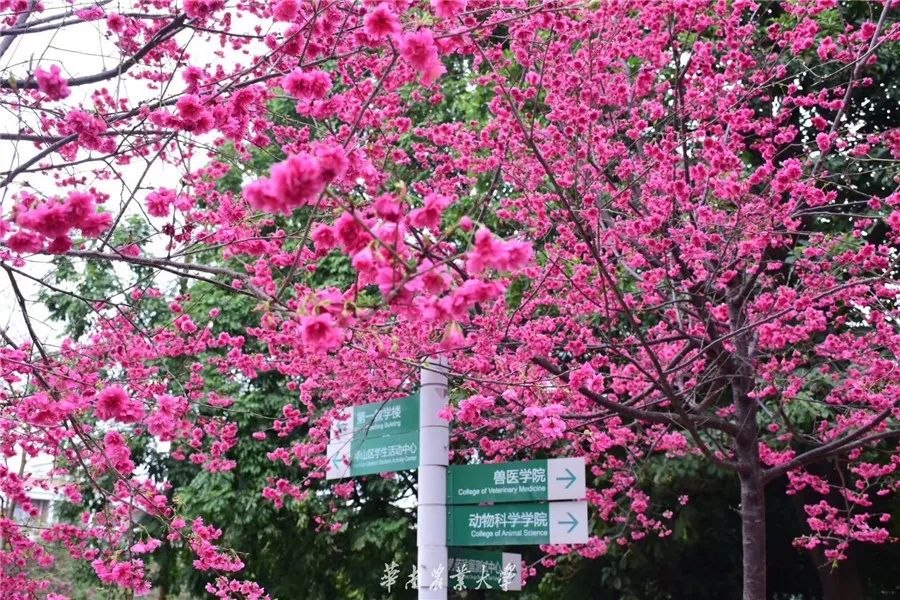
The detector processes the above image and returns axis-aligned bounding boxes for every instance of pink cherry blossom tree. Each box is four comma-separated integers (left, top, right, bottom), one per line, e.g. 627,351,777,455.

1,1,899,598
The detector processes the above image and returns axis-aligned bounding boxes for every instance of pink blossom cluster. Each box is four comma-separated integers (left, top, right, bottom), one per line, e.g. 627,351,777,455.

244,146,347,214
145,188,191,218
360,4,447,84
466,228,534,275
206,577,272,600
282,69,332,100
62,110,115,153
398,30,446,85
95,385,145,423
91,558,150,594
99,431,136,475
190,518,245,572
5,192,111,255
34,65,70,100
184,0,225,20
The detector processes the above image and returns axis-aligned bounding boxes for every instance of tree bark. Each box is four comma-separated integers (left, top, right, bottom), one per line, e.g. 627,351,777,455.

739,470,767,600
734,378,766,600
810,544,864,600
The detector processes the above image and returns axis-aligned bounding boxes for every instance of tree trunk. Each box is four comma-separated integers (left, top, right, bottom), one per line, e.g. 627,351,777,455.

739,471,767,600
813,548,864,600
734,375,766,600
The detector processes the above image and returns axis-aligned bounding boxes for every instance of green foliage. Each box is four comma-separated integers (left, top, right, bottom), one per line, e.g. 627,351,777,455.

39,216,167,340
505,275,531,311
307,250,356,290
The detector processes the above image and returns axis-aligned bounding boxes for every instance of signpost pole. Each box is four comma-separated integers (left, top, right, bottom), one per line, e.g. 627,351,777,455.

418,356,449,599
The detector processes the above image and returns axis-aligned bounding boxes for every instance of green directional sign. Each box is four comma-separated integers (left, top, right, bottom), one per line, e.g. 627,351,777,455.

326,429,418,479
447,501,588,546
327,393,421,479
329,393,420,440
447,549,521,591
447,457,585,504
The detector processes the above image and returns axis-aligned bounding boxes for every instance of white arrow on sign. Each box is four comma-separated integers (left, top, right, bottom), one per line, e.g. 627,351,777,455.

548,501,589,545
547,457,586,501
326,441,351,480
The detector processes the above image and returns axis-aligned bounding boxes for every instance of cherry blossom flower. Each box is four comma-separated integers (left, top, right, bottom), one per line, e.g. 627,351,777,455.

409,193,453,229
269,153,325,210
272,0,300,22
95,385,145,423
34,65,70,100
364,4,401,38
184,0,225,19
300,313,343,353
399,30,445,85
282,69,332,100
431,0,466,19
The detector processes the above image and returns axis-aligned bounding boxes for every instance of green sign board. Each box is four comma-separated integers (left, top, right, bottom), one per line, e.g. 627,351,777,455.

330,393,420,440
327,394,421,479
447,501,588,546
447,549,521,591
327,429,418,479
447,457,585,504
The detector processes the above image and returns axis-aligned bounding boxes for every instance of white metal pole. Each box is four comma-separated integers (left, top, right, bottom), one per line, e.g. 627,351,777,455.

417,356,449,599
